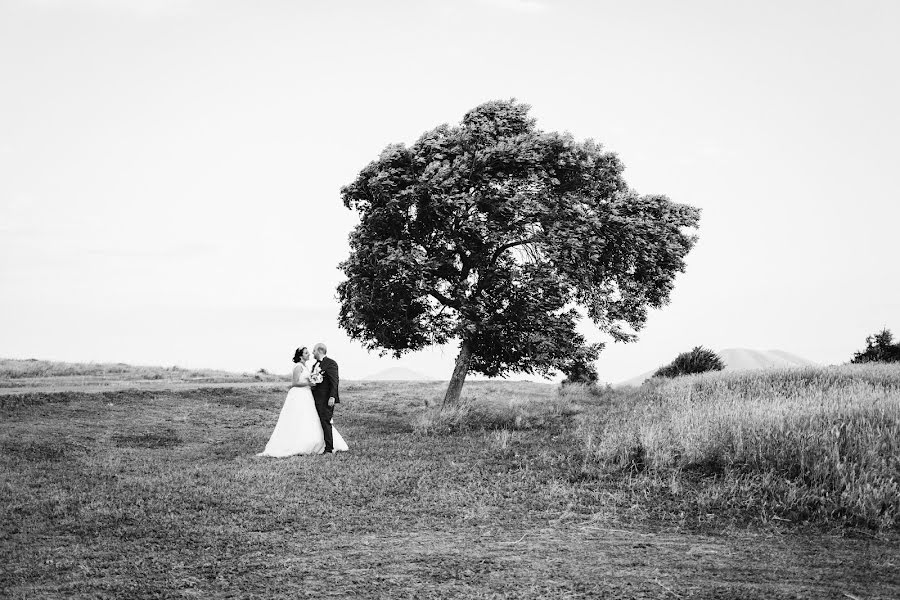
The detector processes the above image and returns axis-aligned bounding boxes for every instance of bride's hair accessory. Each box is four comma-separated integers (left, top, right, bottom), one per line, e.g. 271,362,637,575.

293,347,307,363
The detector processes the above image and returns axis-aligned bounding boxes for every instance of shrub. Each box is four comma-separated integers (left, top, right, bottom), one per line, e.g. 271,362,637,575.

561,346,600,385
851,328,900,363
653,346,724,378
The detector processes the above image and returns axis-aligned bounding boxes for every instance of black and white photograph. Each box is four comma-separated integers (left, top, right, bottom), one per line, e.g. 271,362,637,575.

1,0,898,597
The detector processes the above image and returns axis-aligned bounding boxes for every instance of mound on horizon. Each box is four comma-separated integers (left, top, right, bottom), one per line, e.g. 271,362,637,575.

717,348,817,370
618,348,818,387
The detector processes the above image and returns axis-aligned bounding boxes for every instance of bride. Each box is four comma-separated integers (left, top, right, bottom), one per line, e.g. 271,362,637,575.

257,347,348,457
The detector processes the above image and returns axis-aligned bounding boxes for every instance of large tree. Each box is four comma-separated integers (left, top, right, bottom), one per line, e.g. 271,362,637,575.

338,100,700,405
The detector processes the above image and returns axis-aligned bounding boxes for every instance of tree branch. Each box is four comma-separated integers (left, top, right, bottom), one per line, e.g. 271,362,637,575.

456,245,473,279
488,236,542,266
429,289,461,309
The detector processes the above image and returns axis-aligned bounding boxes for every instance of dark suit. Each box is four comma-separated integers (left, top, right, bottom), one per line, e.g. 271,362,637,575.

311,356,340,453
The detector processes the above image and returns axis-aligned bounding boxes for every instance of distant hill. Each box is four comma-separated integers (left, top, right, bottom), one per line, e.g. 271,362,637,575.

717,348,817,370
0,357,268,380
617,348,818,387
0,357,286,389
363,367,435,381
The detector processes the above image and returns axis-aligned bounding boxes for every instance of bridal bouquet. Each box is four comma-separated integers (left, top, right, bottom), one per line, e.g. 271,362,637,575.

309,371,324,385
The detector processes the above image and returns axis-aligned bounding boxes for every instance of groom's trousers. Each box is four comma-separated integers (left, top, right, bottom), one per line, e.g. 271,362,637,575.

314,398,334,452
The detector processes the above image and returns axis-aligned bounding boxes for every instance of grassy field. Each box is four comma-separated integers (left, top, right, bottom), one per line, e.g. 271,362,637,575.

2,370,899,598
0,358,285,387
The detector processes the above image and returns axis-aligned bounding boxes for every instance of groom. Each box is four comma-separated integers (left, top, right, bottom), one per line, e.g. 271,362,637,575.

310,343,340,454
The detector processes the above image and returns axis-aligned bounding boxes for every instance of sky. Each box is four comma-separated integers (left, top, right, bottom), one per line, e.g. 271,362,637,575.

1,0,898,383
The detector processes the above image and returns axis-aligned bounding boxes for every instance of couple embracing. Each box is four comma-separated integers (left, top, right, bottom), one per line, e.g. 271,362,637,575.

258,343,348,457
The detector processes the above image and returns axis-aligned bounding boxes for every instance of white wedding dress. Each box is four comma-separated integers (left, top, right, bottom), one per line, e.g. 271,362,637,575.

257,363,348,457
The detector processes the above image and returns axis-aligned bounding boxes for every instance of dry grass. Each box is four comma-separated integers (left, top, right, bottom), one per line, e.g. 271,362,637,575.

412,381,579,433
0,358,285,384
576,364,900,529
2,377,899,597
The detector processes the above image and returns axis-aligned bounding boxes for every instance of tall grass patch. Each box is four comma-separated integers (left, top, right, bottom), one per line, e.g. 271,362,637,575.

413,381,579,434
578,365,900,529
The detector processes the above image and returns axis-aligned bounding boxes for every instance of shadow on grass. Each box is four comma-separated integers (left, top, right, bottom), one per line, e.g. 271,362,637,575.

1,440,70,461
112,428,181,449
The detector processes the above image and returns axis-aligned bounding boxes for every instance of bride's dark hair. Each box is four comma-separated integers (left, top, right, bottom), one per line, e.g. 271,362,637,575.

293,347,307,363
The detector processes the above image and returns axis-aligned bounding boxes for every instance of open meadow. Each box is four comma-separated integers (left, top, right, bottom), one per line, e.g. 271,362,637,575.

2,364,899,599
0,359,284,395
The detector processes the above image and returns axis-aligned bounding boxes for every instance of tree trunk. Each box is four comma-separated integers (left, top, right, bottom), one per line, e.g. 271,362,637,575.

442,340,473,406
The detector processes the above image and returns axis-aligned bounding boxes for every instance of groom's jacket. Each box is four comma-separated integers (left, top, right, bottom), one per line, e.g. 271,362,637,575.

312,356,340,404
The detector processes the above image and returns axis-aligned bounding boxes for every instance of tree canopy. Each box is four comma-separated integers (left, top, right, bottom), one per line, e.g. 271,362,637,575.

338,100,701,404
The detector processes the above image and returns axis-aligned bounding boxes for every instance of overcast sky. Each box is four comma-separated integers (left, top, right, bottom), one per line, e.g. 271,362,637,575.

1,0,897,382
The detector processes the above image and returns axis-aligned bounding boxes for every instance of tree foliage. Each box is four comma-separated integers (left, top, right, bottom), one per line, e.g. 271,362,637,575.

851,328,900,363
653,346,725,378
338,99,701,404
